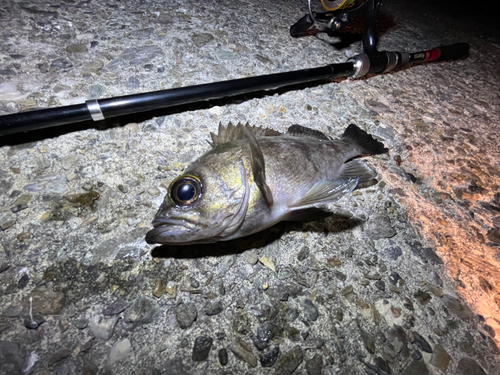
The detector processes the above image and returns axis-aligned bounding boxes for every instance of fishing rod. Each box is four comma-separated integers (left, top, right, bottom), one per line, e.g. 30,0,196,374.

0,0,469,137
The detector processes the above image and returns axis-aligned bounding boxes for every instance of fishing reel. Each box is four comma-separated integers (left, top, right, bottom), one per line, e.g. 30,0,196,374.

291,0,381,55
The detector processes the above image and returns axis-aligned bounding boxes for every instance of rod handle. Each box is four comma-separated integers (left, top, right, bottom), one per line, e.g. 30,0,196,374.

434,42,470,61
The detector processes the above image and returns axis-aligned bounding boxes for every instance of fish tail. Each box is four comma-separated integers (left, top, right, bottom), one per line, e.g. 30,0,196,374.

342,124,388,155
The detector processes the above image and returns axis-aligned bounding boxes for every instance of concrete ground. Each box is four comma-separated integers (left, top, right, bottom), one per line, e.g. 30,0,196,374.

0,0,499,374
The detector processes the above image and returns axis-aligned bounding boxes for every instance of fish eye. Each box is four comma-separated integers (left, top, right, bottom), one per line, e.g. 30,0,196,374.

169,175,202,206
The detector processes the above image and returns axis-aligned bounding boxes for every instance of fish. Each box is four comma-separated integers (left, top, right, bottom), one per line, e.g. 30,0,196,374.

146,122,388,245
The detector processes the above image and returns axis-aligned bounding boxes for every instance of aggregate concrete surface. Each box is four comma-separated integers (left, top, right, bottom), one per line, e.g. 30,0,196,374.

0,0,499,374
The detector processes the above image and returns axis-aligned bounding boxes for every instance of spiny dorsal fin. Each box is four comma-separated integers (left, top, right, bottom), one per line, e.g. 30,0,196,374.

209,122,281,147
242,126,274,206
287,124,331,141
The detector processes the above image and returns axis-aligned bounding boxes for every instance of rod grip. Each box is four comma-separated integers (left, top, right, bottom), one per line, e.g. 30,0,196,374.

435,42,470,61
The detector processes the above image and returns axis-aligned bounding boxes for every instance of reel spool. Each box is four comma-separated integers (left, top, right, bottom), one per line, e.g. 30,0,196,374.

320,0,355,11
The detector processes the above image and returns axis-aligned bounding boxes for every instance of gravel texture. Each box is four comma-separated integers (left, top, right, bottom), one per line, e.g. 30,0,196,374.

0,0,499,374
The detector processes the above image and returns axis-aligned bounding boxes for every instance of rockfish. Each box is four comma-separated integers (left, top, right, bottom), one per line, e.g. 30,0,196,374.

146,123,387,245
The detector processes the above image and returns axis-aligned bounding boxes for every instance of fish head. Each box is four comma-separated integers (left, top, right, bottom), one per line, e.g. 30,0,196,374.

146,151,251,245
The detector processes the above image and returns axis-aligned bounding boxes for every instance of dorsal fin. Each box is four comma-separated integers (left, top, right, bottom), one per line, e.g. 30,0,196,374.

286,124,331,141
242,126,274,206
209,122,281,147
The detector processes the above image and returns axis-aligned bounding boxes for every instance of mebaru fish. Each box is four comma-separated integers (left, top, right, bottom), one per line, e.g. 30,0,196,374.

146,123,387,245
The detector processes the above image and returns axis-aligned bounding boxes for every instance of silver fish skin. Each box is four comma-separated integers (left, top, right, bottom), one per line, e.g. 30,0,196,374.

146,123,387,245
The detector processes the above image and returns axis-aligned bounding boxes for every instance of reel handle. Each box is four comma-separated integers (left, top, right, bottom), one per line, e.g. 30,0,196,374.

290,13,315,37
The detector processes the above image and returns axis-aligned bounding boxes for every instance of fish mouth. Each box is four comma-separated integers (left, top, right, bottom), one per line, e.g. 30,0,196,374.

151,217,198,229
146,217,199,244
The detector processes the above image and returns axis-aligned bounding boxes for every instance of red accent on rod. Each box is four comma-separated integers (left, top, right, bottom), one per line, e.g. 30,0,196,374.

427,49,441,62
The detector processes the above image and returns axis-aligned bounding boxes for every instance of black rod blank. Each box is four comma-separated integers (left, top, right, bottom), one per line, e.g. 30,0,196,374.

0,42,470,137
0,62,354,136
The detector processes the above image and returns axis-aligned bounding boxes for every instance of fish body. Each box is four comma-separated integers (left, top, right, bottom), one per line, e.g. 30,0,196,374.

146,123,387,245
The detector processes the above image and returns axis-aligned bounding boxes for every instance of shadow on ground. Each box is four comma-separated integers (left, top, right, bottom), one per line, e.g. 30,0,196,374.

150,214,363,259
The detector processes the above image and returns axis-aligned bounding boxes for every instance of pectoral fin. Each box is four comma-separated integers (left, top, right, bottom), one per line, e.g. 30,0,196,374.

243,126,274,206
291,177,359,209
